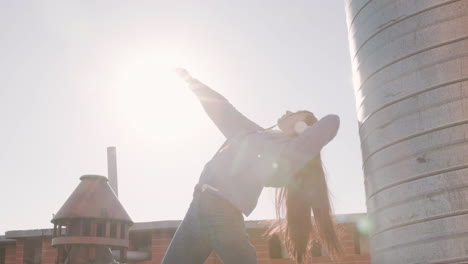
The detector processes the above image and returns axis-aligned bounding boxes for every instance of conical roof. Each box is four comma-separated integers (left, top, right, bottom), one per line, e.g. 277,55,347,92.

52,175,132,224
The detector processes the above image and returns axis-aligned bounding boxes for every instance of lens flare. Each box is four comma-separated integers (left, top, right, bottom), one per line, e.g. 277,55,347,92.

356,217,373,235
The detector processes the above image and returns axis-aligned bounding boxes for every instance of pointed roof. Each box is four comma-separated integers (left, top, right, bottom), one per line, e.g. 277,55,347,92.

52,175,132,224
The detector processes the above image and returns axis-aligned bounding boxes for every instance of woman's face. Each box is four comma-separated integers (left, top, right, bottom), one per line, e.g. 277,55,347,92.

277,111,314,137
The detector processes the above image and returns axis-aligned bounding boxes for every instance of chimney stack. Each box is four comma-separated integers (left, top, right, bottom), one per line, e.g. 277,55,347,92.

107,146,118,196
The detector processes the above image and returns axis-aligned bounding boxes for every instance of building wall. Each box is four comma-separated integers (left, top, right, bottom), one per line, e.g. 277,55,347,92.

139,223,370,264
40,239,56,264
2,222,369,264
15,240,23,264
4,246,15,264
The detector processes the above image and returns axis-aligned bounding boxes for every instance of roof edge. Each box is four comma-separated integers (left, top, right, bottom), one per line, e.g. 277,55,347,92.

5,213,368,237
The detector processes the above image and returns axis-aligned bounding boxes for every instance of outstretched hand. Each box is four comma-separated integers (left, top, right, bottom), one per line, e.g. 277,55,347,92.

175,68,192,82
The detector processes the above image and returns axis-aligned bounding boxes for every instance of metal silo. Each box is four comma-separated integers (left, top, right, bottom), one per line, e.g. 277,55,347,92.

344,0,468,263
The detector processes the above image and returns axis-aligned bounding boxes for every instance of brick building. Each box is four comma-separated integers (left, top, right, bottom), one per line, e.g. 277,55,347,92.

0,214,370,264
1,150,370,264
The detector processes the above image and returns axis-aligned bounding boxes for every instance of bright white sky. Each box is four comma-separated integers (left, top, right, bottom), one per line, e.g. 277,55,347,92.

0,1,366,234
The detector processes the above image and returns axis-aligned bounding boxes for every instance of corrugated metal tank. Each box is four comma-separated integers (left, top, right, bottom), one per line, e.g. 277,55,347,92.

344,1,468,263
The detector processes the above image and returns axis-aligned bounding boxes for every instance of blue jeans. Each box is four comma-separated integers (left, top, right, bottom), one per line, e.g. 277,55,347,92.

161,186,258,264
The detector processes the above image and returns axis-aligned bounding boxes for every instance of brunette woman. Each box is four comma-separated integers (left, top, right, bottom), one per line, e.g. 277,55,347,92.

162,69,341,264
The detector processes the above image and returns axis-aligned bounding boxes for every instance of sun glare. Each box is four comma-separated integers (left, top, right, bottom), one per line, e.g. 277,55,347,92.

108,49,204,145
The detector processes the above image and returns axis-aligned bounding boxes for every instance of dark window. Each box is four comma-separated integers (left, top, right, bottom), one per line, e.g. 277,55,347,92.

23,238,42,264
353,224,370,255
268,235,283,259
311,241,322,257
353,225,360,254
96,223,105,237
129,232,152,260
68,220,81,236
128,232,152,261
0,247,5,264
130,232,151,251
110,223,117,238
120,224,126,239
83,220,91,236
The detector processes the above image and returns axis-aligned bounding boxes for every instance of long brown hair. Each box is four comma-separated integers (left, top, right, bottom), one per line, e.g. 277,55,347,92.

267,113,342,263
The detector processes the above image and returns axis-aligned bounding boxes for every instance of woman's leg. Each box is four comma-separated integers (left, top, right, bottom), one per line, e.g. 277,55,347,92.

199,192,258,264
162,197,213,264
212,220,258,264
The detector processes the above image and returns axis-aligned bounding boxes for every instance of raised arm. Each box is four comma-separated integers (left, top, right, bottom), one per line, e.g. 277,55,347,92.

262,114,339,187
283,114,340,175
176,68,263,139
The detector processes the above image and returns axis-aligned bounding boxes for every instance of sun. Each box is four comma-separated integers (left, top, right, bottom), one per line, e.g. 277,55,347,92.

107,48,206,145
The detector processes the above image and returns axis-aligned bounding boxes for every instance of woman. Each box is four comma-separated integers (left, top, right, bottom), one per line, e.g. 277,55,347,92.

162,69,341,264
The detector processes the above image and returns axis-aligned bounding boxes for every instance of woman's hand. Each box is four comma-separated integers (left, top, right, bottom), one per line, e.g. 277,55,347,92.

175,68,192,82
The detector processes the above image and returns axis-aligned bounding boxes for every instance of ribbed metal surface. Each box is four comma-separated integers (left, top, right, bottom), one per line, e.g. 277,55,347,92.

345,0,468,263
